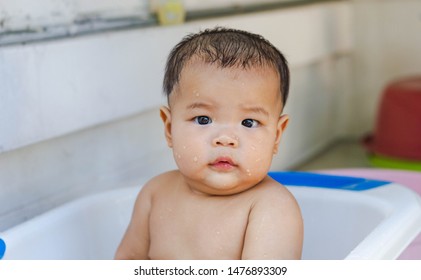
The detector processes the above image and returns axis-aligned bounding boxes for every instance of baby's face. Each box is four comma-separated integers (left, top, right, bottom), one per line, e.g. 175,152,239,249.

160,61,288,195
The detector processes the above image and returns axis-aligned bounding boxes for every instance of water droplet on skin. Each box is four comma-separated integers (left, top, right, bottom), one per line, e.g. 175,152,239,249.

246,169,252,176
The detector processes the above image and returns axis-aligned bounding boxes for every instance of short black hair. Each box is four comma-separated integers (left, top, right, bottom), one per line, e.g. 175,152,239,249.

163,27,290,106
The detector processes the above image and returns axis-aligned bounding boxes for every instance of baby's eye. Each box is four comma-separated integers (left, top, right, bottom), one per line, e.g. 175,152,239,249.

242,119,259,128
194,116,212,125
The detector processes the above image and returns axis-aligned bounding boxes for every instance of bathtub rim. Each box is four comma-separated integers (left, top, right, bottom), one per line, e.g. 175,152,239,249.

1,175,421,260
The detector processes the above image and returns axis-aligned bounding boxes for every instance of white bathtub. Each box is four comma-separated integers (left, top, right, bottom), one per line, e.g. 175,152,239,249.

1,172,421,260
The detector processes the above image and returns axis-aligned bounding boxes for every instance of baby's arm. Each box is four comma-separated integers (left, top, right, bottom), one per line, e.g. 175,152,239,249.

241,182,303,259
114,185,152,259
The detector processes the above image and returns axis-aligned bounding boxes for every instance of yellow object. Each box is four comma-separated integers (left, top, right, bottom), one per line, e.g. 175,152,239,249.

154,0,186,26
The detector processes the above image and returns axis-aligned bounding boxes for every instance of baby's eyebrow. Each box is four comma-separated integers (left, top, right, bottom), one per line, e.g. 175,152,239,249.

241,106,270,117
186,102,213,110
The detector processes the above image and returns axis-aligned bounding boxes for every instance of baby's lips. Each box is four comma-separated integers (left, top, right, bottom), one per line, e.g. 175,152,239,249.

209,157,239,172
211,156,236,166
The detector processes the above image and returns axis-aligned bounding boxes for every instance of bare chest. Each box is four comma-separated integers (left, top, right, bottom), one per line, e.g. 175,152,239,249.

148,197,251,259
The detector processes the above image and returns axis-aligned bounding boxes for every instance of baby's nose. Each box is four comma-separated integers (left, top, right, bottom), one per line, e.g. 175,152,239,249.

212,134,239,147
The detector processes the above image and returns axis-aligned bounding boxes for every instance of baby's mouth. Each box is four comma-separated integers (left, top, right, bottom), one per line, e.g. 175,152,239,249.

210,157,237,171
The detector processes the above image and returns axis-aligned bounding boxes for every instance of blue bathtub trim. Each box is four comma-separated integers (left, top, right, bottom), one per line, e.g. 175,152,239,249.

268,171,390,191
0,238,5,259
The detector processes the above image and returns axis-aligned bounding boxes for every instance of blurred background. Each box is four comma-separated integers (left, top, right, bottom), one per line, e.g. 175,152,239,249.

1,0,420,231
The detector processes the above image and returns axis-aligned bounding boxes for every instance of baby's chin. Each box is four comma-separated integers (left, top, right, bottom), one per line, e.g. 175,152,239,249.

187,173,263,196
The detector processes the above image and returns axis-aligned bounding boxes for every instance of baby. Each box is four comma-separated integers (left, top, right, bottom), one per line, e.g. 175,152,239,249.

115,27,303,260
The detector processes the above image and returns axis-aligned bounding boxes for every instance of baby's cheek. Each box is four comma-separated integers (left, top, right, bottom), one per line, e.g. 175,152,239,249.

244,147,273,173
172,145,202,170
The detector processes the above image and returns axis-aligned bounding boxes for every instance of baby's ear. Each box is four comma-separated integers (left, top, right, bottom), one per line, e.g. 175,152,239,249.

273,114,289,154
160,106,173,148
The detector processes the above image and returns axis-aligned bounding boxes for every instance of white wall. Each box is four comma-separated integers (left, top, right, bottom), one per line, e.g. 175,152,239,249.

352,0,421,135
0,0,149,33
0,1,354,231
0,2,353,152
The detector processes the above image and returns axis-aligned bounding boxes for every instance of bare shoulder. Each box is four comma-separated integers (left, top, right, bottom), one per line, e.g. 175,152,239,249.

114,170,180,259
139,170,181,195
115,171,178,259
250,176,299,207
251,176,302,227
241,176,303,259
133,169,183,213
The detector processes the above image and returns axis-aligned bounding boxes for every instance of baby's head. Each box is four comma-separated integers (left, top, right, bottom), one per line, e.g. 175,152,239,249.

163,27,290,109
160,27,290,195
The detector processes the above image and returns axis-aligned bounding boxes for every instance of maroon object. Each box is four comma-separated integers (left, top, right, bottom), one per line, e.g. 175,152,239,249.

363,76,421,161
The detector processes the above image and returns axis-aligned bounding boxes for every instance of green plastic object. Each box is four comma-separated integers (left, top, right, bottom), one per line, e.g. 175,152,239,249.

368,154,421,171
